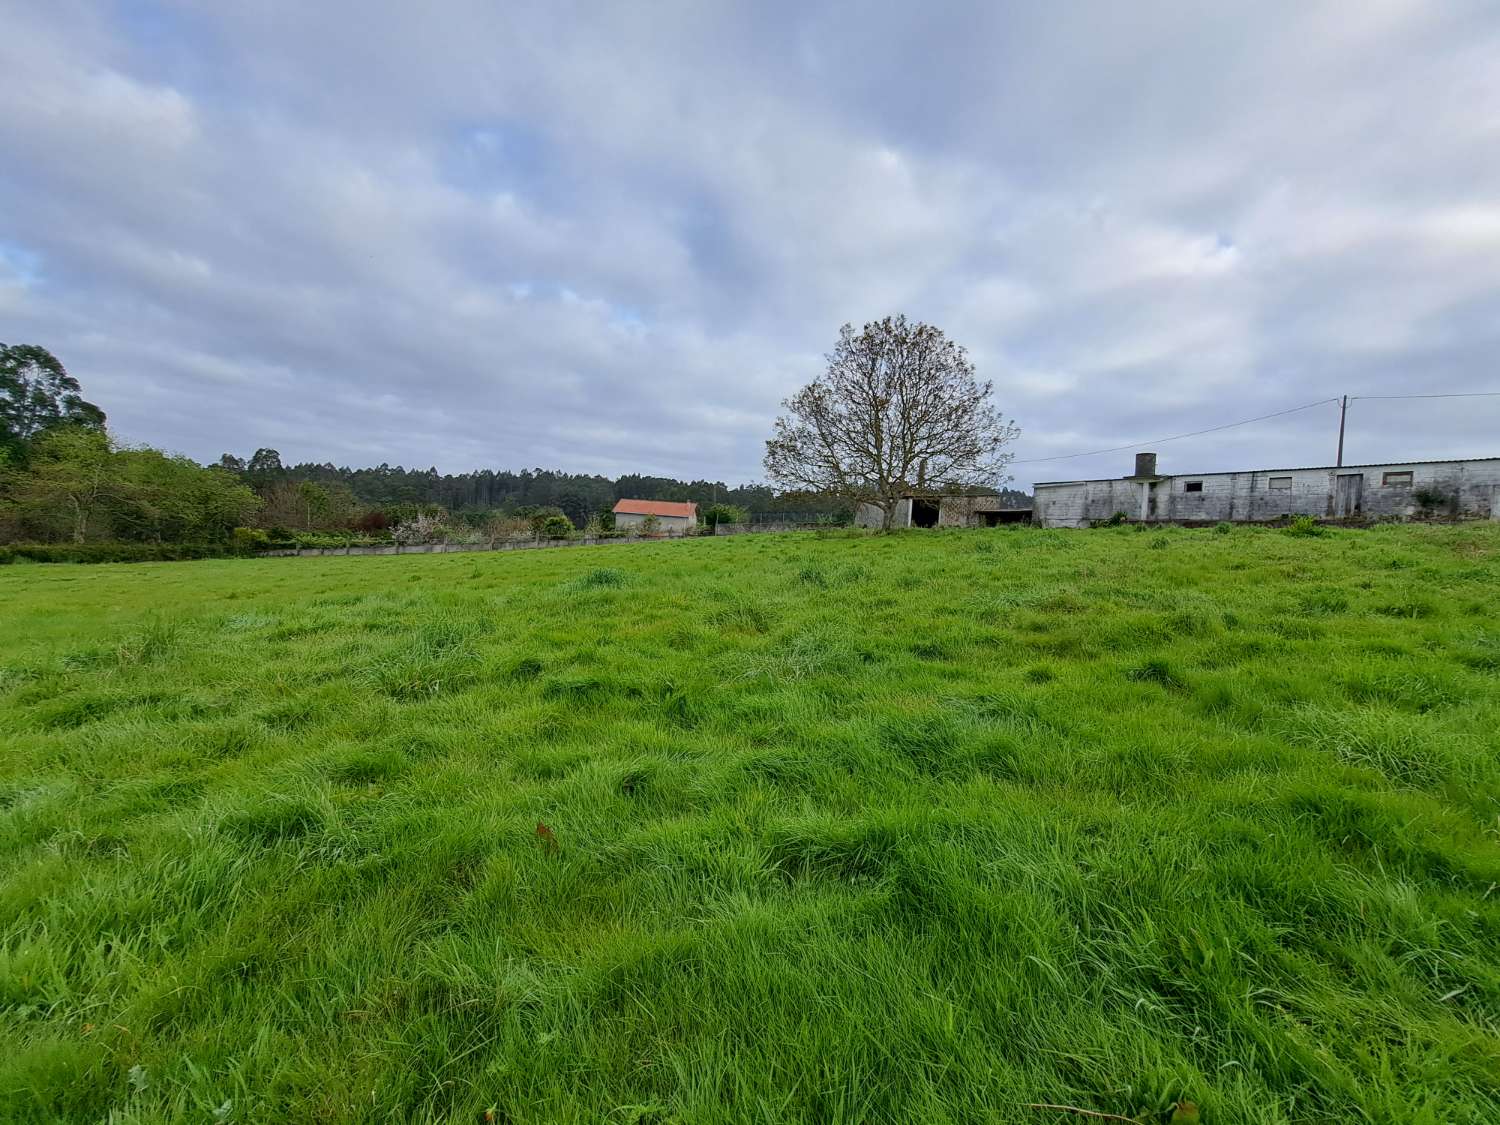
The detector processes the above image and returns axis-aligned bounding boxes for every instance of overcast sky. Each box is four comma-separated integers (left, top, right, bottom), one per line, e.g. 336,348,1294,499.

4,1,1498,485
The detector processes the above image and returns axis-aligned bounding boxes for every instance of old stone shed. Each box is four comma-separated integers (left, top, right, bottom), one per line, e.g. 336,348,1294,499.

1032,452,1500,528
855,495,1032,529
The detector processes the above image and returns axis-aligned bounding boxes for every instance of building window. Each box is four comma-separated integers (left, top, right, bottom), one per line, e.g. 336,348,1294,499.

1383,471,1413,487
1268,476,1292,490
1183,481,1203,493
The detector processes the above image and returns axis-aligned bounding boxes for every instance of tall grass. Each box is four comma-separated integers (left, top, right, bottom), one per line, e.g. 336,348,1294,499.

1,523,1499,1122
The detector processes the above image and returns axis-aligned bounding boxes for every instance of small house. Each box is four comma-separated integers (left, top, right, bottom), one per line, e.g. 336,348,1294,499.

613,499,698,533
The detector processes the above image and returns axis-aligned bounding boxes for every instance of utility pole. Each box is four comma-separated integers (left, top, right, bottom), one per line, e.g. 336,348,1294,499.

1335,395,1348,467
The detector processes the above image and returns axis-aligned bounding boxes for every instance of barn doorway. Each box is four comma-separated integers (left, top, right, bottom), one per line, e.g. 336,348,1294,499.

982,509,1031,526
911,498,940,528
1334,473,1363,518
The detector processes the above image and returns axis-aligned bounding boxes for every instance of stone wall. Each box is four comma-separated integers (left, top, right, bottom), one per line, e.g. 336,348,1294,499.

854,499,913,529
261,532,690,558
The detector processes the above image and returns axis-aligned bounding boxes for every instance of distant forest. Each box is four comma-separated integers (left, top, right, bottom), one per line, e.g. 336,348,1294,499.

217,449,1032,527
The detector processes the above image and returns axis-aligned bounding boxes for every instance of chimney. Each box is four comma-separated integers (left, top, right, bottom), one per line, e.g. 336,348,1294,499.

1134,452,1158,478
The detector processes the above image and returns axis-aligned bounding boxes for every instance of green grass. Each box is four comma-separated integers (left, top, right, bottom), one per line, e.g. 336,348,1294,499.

2,523,1499,1123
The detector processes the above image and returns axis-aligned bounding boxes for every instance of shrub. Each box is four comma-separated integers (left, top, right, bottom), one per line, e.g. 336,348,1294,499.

539,515,575,539
1090,511,1129,528
517,506,569,537
1214,521,1232,535
1412,486,1455,515
639,513,662,537
702,503,745,532
1285,514,1323,537
0,542,236,564
230,527,270,554
353,509,390,534
392,512,449,545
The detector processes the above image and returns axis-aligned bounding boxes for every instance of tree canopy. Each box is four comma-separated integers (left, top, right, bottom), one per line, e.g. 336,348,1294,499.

0,344,106,457
764,316,1019,529
1,429,258,544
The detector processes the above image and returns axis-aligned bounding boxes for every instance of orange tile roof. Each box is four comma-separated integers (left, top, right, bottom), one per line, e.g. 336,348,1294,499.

613,498,698,518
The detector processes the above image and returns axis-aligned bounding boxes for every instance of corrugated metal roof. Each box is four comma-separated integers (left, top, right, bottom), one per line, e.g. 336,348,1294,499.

613,499,698,518
1033,455,1500,487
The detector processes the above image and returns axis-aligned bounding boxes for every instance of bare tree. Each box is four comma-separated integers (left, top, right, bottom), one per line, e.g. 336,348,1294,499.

764,316,1019,530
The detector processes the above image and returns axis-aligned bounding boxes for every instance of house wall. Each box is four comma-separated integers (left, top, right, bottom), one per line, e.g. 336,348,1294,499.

614,512,693,532
1033,459,1500,528
854,498,912,529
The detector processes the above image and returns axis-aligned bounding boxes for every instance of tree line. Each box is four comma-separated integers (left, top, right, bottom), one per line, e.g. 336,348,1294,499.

7,342,1031,554
1,345,258,549
213,449,804,531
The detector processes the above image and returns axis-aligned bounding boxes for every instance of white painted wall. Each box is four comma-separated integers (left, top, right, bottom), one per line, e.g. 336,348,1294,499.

614,512,693,532
1033,458,1500,528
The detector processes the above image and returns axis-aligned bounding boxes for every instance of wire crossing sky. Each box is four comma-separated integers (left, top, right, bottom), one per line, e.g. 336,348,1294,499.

3,2,1498,482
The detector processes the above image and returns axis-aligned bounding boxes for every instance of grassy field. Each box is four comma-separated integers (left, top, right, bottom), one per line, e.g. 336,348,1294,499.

2,524,1499,1124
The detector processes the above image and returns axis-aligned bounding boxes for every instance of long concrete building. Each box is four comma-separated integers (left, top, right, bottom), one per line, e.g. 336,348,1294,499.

1032,452,1500,528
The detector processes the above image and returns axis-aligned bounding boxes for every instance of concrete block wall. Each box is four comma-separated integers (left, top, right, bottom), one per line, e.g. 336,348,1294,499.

1034,458,1500,528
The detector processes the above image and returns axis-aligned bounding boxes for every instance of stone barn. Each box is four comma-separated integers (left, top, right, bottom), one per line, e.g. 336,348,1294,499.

855,495,1032,529
612,498,698,533
1032,452,1500,528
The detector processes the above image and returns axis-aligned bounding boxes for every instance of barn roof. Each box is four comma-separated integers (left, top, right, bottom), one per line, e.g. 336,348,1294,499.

1034,455,1500,488
613,499,698,518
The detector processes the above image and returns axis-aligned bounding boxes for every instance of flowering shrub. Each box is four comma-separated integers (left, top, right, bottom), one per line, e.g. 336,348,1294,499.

392,513,449,545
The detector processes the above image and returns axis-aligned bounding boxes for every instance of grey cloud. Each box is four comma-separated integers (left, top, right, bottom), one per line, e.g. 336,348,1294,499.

2,1,1497,484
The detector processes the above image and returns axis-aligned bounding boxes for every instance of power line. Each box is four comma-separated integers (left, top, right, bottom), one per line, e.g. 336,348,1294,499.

1351,391,1500,401
1008,397,1341,465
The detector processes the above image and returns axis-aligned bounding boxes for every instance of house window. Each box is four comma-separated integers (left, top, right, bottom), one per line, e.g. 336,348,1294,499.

1383,471,1413,487
1183,481,1203,493
1268,476,1292,490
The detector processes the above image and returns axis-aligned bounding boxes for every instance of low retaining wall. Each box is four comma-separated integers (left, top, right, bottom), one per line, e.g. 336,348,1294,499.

713,522,841,535
260,532,690,559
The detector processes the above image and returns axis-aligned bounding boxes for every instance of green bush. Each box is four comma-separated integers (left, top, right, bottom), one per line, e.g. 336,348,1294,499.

0,542,236,564
1090,511,1129,528
702,503,746,531
539,515,575,539
1214,521,1233,535
1413,486,1455,515
230,527,271,554
1285,514,1323,537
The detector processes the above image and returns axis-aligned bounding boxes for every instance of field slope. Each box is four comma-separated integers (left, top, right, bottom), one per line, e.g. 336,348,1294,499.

2,525,1499,1123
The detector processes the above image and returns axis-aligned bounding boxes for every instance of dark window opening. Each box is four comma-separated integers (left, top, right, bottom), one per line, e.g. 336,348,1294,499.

981,509,1031,526
1184,481,1204,493
911,498,940,528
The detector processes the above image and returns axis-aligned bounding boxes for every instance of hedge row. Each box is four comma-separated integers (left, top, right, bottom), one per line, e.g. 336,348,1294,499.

0,543,241,564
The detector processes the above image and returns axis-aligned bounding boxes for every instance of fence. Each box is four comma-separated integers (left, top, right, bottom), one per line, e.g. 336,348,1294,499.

746,511,846,527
